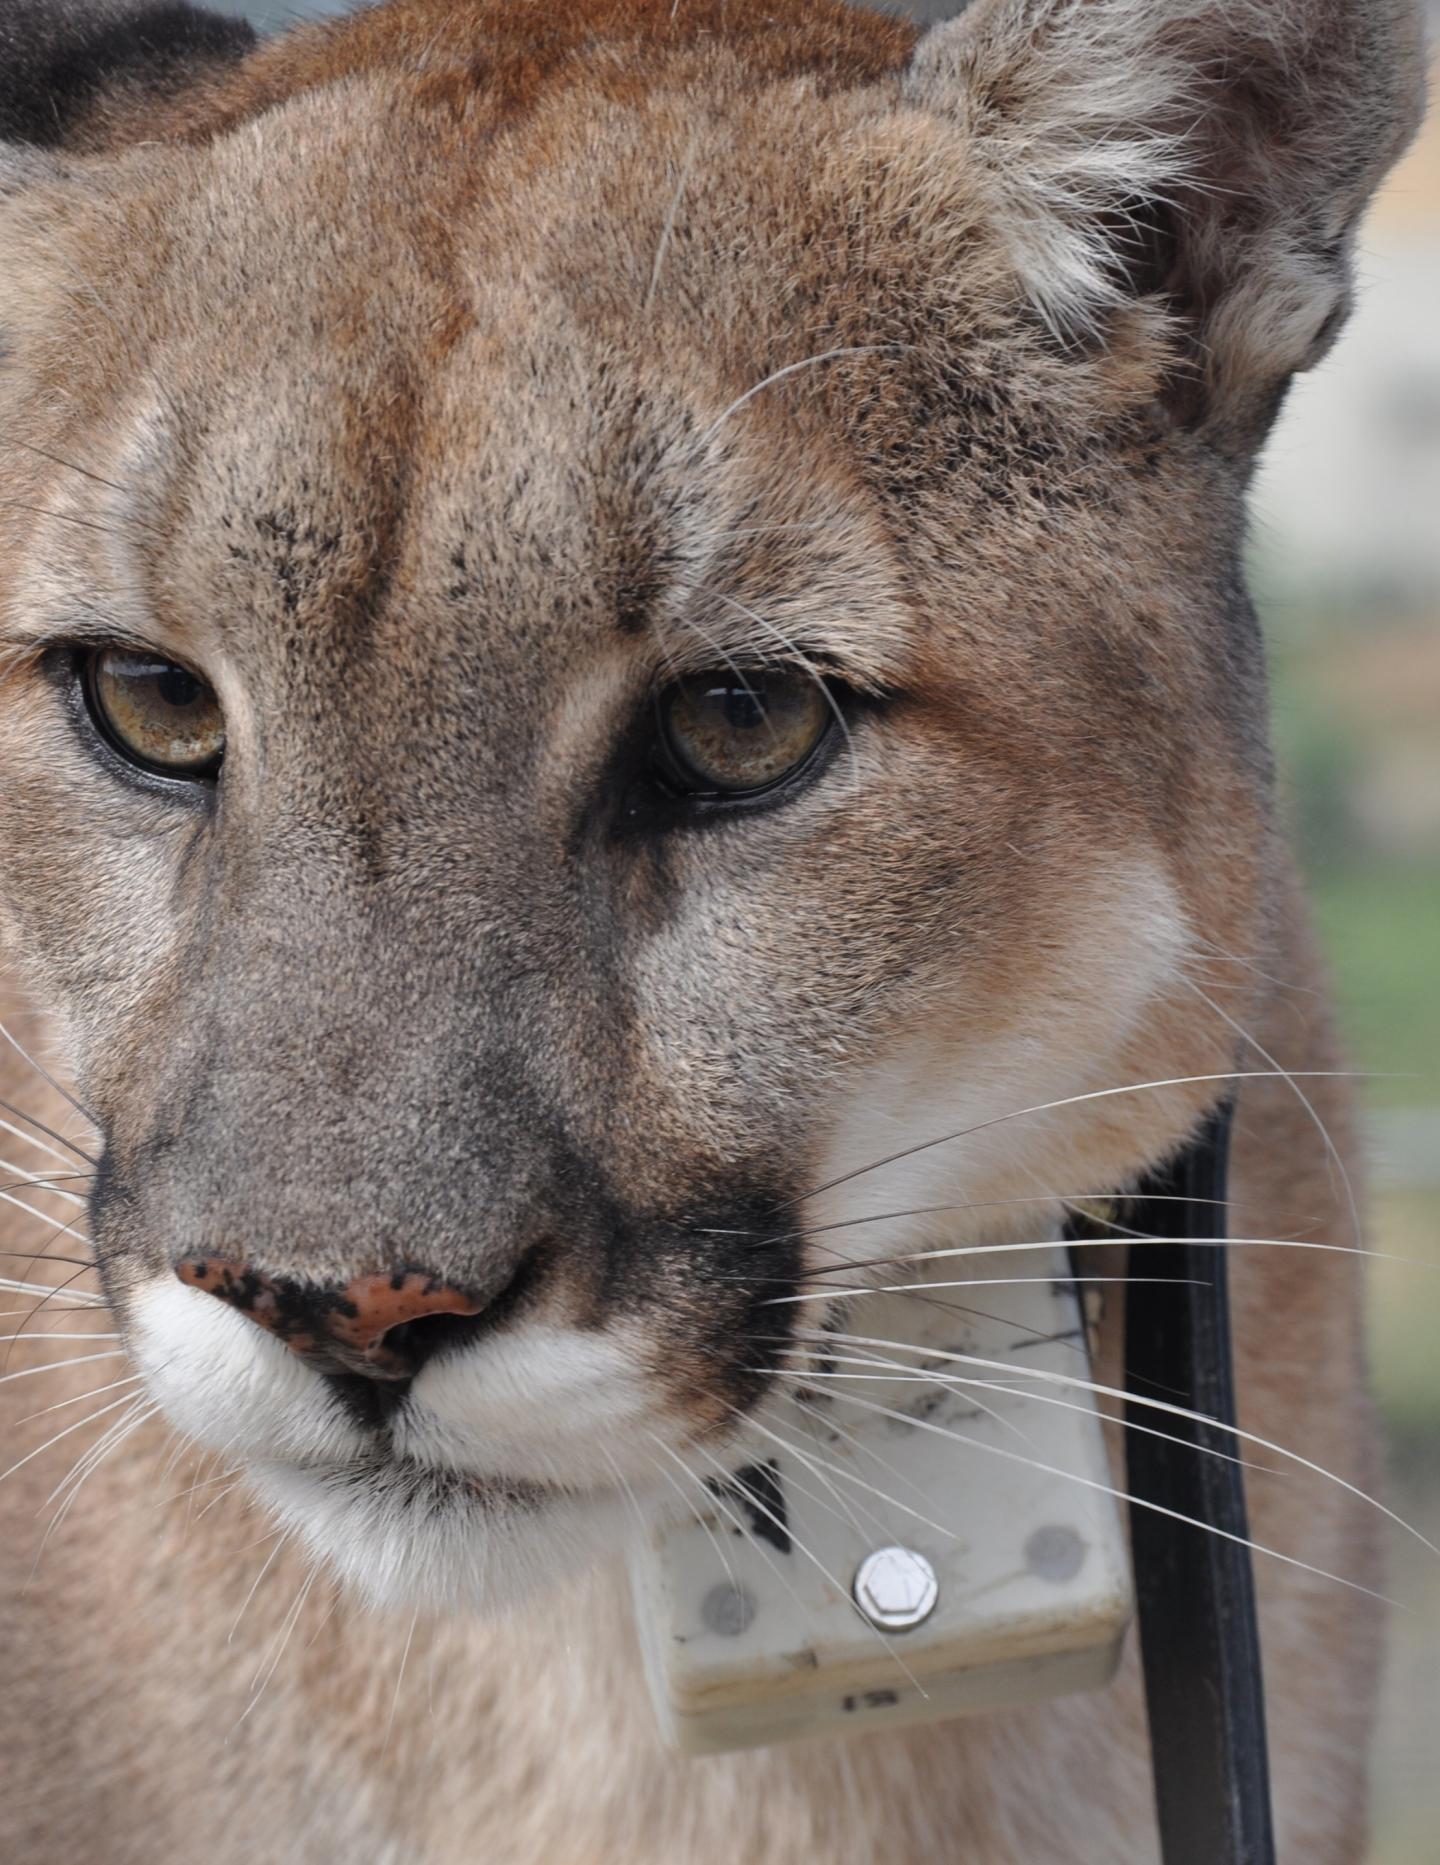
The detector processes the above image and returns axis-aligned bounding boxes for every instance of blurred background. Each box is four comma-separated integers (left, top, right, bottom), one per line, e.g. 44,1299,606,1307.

1250,74,1440,1865
237,4,1440,1854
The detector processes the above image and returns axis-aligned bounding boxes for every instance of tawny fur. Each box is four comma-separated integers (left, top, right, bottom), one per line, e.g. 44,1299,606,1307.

0,0,1422,1859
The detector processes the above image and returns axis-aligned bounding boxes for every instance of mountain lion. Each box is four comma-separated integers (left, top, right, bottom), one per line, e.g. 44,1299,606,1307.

0,0,1424,1858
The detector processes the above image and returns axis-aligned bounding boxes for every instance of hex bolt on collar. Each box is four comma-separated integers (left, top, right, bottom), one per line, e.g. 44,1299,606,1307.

852,1546,939,1631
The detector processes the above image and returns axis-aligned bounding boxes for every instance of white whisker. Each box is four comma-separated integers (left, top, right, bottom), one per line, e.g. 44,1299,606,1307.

20,1368,144,1425
0,1160,90,1206
800,1328,1440,1558
0,1388,142,1490
750,1404,960,1541
0,1190,93,1248
694,346,892,451
798,1233,1428,1282
795,1070,1368,1209
820,1387,1398,1608
772,1349,1280,1479
0,1094,97,1167
228,1532,290,1646
0,1021,95,1131
0,1348,125,1386
690,1439,928,1699
644,136,697,313
764,1273,1200,1307
0,1277,104,1306
377,1603,419,1759
1183,973,1361,1247
640,1434,740,1590
0,1113,85,1171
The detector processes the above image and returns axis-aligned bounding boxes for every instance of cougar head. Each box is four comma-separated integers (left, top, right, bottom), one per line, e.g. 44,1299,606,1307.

0,0,1420,1609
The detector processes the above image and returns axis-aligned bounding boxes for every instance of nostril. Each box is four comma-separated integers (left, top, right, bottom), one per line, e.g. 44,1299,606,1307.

379,1307,492,1369
175,1257,485,1378
327,1272,485,1365
175,1247,547,1386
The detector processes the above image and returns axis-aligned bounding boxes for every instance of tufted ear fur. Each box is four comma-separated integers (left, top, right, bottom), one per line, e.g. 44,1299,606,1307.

0,0,253,155
904,0,1426,449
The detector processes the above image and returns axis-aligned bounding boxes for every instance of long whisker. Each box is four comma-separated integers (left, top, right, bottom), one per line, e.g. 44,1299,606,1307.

0,1248,94,1269
0,1276,104,1307
681,1444,821,1632
0,1311,114,1325
0,1113,89,1171
794,1232,1428,1283
639,1435,740,1589
0,497,137,542
194,1475,247,1526
0,433,134,503
19,1369,144,1425
0,1168,92,1206
764,1367,972,1522
161,1462,240,1512
689,1438,929,1699
3,1263,104,1367
0,1097,97,1167
772,1348,1279,1479
0,1335,122,1350
228,1532,291,1645
0,1022,96,1129
42,1394,153,1515
644,134,697,313
378,1603,420,1759
0,1388,142,1489
798,1328,1440,1558
677,579,857,774
792,1070,1367,1209
737,1412,900,1543
819,1387,1398,1608
232,1567,324,1737
762,1273,1201,1308
693,346,892,450
0,1349,125,1387
748,1404,960,1541
30,1397,158,1573
599,1441,655,1553
728,1429,886,1541
0,1195,94,1249
3,1267,107,1370
1182,973,1361,1247
696,1188,1230,1251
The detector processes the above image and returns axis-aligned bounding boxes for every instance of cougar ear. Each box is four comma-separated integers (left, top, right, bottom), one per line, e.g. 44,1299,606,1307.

904,0,1426,448
0,0,254,155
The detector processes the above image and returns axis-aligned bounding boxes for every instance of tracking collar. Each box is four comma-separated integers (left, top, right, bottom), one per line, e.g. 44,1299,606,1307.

632,1100,1277,1865
1122,1099,1277,1864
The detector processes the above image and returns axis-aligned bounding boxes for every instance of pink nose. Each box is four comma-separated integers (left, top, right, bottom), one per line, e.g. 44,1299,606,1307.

176,1258,483,1379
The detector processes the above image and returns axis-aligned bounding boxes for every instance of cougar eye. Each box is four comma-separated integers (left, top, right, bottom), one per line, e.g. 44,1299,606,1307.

656,670,831,796
83,645,225,779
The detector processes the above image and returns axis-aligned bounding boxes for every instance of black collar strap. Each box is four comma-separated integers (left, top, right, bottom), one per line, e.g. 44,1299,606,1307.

1120,1102,1277,1865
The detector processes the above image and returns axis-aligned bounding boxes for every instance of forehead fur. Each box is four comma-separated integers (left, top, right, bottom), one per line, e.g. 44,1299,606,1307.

0,12,1167,703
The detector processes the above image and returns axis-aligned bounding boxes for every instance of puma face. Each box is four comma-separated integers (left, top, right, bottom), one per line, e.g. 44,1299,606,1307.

0,0,1419,1610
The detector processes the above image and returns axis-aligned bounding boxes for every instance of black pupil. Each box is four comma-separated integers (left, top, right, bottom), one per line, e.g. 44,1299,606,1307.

718,685,766,730
154,663,202,710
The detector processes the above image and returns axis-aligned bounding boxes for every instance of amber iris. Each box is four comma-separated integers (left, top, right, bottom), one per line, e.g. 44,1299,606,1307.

658,671,830,795
86,646,225,778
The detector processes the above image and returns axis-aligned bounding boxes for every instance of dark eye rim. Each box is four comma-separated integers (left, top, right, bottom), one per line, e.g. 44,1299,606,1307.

72,642,225,787
651,670,842,803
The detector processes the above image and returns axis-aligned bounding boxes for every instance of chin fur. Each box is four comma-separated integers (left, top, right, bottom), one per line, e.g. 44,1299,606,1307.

249,1458,639,1614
